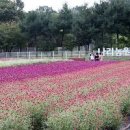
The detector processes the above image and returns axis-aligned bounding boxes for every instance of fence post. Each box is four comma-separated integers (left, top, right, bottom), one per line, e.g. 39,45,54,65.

125,50,127,56
17,52,19,59
6,52,8,58
78,51,81,58
112,48,114,56
53,51,55,60
65,51,68,60
28,52,31,59
116,48,118,56
41,52,43,59
103,48,105,56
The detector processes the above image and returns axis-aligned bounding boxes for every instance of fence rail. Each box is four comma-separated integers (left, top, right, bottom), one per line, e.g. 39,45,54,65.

0,51,88,59
1,48,130,59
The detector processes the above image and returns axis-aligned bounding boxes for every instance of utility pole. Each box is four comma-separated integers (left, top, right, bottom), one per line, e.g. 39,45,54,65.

60,29,64,57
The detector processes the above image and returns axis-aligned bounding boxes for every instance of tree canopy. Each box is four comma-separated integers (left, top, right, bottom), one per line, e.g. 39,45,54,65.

0,0,130,52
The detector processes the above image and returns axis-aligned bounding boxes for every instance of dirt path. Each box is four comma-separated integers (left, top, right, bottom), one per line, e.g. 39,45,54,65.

120,117,130,130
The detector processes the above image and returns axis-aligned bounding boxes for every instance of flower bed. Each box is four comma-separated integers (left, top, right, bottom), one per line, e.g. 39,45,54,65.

71,58,86,61
0,61,130,130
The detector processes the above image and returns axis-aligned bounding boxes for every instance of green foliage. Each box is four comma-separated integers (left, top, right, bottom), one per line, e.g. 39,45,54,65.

0,0,16,22
58,3,72,34
121,95,130,116
72,5,94,48
48,100,122,130
0,22,26,52
48,112,74,130
63,34,76,51
37,36,56,51
29,104,48,130
0,111,30,130
0,0,24,22
1,0,130,51
0,0,25,52
21,6,58,51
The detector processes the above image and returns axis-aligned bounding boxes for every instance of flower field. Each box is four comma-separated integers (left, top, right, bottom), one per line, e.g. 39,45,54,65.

1,61,130,130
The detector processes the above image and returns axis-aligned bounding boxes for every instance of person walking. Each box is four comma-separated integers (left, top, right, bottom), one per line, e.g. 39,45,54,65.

89,53,94,61
95,53,100,61
99,52,103,61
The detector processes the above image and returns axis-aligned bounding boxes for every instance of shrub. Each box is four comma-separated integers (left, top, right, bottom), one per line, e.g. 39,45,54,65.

121,96,130,116
48,112,75,130
119,88,130,117
29,104,48,130
48,100,122,130
0,111,30,130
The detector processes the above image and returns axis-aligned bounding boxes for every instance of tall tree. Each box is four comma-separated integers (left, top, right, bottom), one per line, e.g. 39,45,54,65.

106,0,129,47
72,5,95,51
21,6,58,51
58,3,73,51
0,22,26,52
92,1,109,48
0,0,24,22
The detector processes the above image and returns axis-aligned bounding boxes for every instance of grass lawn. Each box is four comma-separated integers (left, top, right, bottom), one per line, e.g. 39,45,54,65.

0,58,66,67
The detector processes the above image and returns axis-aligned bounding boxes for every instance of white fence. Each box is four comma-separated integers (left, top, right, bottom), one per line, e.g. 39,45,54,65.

0,51,87,59
1,48,130,59
98,47,130,56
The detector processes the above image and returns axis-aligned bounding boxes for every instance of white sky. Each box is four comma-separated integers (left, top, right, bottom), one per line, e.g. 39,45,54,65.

22,0,100,12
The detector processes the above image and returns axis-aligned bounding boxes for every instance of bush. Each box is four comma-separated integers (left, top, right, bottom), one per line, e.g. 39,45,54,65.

0,104,49,130
48,112,75,130
0,111,30,130
48,100,122,130
121,97,130,116
29,104,48,130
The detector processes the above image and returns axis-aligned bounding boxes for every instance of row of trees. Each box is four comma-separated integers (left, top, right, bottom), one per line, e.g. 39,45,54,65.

0,0,130,52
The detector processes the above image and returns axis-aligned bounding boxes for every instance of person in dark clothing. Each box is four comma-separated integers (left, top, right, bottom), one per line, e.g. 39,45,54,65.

95,53,100,61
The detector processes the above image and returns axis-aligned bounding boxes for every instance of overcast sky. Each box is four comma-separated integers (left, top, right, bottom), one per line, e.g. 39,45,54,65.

22,0,100,12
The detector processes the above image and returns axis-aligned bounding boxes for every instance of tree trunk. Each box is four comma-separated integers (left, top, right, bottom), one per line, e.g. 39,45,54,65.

102,31,104,46
78,46,80,51
34,34,38,57
85,43,88,54
61,32,64,57
5,46,8,52
116,33,119,48
88,43,90,51
110,34,113,48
